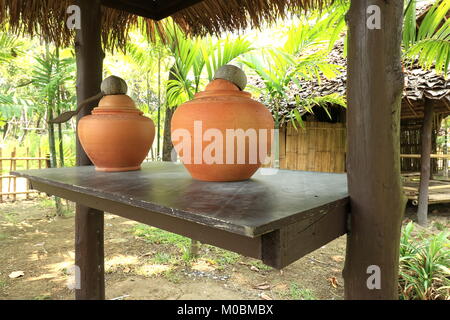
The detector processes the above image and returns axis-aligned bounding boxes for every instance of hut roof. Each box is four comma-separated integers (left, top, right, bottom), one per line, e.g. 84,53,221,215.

0,0,332,50
274,41,450,122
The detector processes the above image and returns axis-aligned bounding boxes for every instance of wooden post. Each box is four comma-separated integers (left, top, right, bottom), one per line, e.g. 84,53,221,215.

12,148,17,202
26,147,30,199
45,154,51,169
344,0,406,299
74,0,105,300
417,100,434,226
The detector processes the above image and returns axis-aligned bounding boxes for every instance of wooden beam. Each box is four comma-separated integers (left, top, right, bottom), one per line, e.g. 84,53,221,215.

417,100,434,226
153,0,206,20
400,154,450,159
75,0,105,300
101,0,159,20
344,0,406,299
100,0,205,20
262,199,349,269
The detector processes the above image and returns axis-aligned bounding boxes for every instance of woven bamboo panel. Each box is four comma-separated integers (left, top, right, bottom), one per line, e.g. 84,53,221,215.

280,121,346,173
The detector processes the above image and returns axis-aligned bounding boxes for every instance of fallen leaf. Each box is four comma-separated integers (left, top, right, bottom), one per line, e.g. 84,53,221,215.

9,271,24,279
331,256,344,263
327,276,339,288
260,293,273,300
192,259,216,272
253,282,271,290
250,266,259,272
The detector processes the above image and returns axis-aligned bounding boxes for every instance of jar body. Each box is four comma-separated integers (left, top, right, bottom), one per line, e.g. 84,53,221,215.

171,80,274,181
78,95,155,172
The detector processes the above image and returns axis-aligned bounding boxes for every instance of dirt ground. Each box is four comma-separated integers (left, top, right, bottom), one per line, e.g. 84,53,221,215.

0,197,448,300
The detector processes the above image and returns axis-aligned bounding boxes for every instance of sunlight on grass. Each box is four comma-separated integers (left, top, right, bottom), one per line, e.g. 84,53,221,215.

135,264,171,277
26,253,74,284
105,255,140,273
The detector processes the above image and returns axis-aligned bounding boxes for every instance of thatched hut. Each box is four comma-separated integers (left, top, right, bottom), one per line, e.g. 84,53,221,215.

264,41,450,174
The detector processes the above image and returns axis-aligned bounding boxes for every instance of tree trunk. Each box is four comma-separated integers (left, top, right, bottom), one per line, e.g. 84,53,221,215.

157,50,162,159
445,119,448,178
46,105,63,216
417,100,434,226
56,47,65,168
344,0,406,299
162,66,177,161
58,123,64,167
74,0,105,300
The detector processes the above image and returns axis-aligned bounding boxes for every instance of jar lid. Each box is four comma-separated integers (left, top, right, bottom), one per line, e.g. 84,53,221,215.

92,95,143,115
194,79,251,100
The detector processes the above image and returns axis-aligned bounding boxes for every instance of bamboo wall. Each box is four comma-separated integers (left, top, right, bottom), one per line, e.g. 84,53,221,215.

279,121,346,173
400,117,442,173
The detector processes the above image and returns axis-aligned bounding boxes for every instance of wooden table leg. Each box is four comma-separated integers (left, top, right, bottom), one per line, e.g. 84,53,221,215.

75,204,105,300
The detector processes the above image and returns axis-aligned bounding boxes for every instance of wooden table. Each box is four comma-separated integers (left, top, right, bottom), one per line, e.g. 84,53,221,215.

13,162,349,299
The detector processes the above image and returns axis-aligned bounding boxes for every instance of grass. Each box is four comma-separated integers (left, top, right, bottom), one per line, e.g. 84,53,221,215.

433,221,447,232
204,246,241,268
2,211,18,223
398,222,450,300
133,224,190,248
249,260,273,271
37,198,75,217
163,269,182,284
150,252,175,265
284,283,316,300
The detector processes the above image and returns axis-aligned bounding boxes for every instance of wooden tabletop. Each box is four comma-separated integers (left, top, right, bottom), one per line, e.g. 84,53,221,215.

13,162,348,238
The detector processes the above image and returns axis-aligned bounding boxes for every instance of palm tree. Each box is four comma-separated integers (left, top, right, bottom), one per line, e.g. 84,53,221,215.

0,32,25,139
241,12,346,129
31,47,75,169
0,32,22,63
125,37,168,159
403,0,450,74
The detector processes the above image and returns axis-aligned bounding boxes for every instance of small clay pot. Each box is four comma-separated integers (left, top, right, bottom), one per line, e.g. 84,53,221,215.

171,79,274,181
78,95,155,172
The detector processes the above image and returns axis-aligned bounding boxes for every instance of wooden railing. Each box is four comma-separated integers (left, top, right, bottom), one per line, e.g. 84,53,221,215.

0,148,50,202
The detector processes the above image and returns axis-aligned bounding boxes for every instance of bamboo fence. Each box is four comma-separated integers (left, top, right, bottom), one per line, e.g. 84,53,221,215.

0,147,50,202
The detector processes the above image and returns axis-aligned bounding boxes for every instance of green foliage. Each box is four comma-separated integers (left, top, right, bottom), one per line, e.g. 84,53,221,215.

399,222,450,300
403,0,450,74
286,283,316,300
0,33,23,63
133,224,190,248
241,10,345,127
165,23,253,107
31,50,75,110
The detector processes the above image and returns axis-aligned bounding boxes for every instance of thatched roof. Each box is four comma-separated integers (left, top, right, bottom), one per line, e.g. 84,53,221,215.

0,0,333,50
172,0,332,36
265,41,450,123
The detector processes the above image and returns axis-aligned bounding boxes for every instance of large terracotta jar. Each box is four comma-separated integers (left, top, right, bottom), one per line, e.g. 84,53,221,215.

78,94,155,172
171,78,274,182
